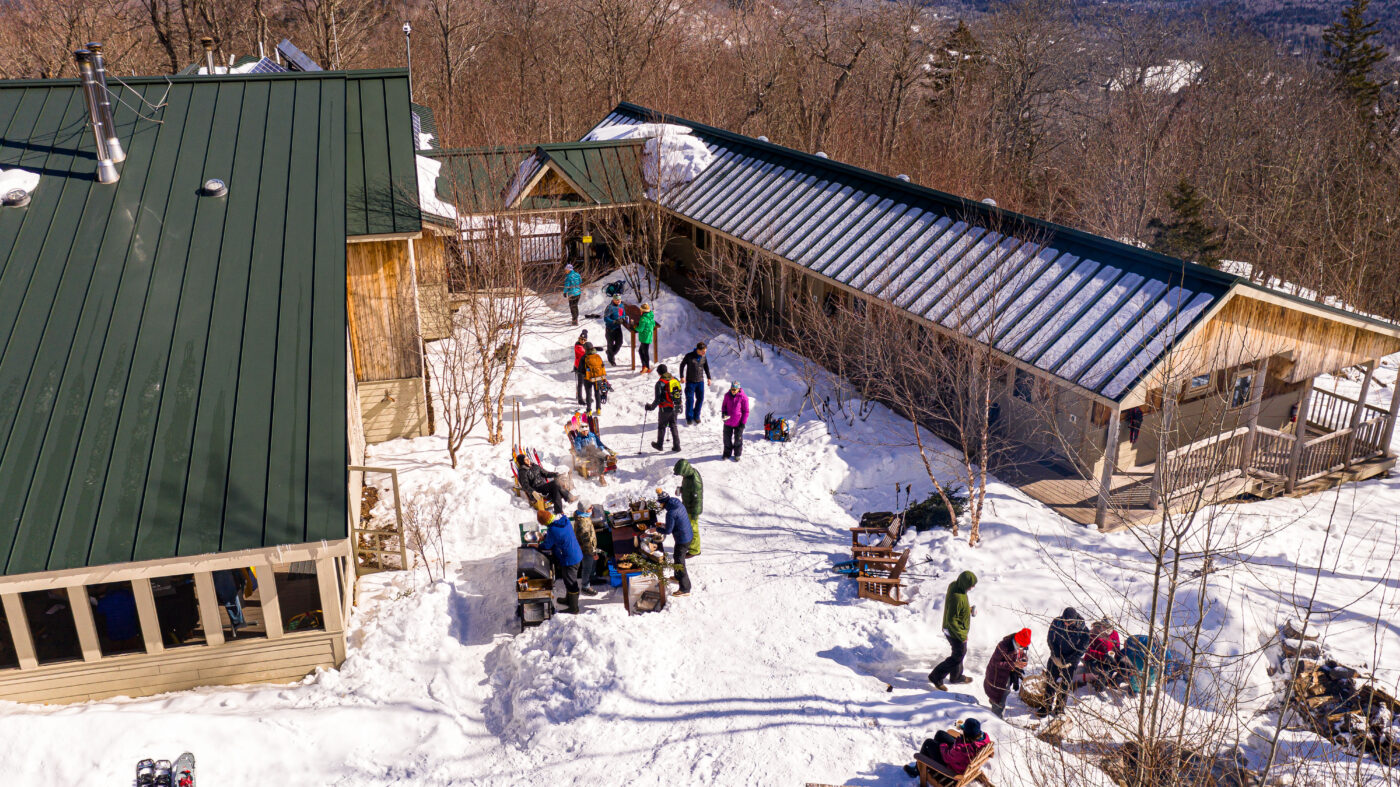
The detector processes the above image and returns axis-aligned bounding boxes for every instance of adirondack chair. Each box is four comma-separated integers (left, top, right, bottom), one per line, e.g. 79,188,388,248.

914,734,995,787
849,511,907,560
856,549,910,605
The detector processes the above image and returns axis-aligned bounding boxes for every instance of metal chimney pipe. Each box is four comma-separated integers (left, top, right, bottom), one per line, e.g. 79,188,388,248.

84,43,125,163
73,49,118,184
201,37,216,74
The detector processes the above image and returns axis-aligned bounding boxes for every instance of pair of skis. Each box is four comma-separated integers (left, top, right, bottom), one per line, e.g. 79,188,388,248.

135,753,194,786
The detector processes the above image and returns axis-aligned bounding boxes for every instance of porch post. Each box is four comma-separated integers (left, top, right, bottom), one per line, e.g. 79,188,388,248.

131,579,166,655
1095,405,1122,528
194,572,226,646
1,593,37,669
67,586,102,662
1345,361,1376,468
1286,378,1315,493
1380,370,1400,459
256,564,284,640
1148,385,1180,510
1240,357,1271,471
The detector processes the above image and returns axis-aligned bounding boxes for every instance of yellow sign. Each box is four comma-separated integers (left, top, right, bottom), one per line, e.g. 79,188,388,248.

582,235,593,244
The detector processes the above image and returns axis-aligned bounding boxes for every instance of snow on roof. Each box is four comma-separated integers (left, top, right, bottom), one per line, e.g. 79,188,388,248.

416,155,457,223
0,167,40,198
584,122,714,199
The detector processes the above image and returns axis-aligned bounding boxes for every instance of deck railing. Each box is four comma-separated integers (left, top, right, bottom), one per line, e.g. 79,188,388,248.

1296,415,1389,483
1251,426,1294,476
1161,426,1250,499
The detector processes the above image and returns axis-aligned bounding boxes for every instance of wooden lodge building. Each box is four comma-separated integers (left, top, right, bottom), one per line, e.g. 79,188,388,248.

582,103,1400,529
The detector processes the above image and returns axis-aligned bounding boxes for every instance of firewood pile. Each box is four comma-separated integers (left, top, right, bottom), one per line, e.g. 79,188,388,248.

1275,620,1400,766
1099,741,1265,787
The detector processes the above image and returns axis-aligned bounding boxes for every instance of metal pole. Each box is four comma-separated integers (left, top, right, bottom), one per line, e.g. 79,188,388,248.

402,22,413,101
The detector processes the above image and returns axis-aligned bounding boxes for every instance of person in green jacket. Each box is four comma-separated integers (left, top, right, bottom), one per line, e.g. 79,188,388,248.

637,303,657,373
673,458,702,556
928,570,977,691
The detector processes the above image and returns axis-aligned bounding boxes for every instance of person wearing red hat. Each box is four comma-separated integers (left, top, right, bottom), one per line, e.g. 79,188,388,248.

983,627,1031,718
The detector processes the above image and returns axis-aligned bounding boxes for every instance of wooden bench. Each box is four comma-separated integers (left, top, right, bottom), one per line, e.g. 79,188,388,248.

914,736,995,787
849,511,906,560
856,549,910,605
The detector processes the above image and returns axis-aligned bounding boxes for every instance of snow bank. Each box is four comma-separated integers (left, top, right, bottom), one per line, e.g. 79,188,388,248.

586,122,714,199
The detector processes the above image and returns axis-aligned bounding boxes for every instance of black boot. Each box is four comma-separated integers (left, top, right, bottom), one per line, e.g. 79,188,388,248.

651,441,663,450
556,592,580,614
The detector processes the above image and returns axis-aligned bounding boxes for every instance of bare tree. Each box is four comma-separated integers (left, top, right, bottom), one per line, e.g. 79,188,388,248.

425,309,485,468
402,488,449,584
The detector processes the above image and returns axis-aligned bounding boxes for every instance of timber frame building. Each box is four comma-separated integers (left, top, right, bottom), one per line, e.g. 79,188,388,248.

582,103,1400,528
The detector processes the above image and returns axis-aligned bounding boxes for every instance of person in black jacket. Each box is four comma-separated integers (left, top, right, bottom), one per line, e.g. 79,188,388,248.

679,342,712,425
645,364,683,452
1043,607,1092,717
515,454,572,515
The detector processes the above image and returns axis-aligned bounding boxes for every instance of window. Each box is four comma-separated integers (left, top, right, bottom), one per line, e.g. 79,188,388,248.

151,575,205,647
21,590,82,665
211,568,267,640
89,582,145,657
1185,372,1214,398
274,562,326,633
1014,369,1034,402
1230,371,1255,409
0,602,18,670
695,228,710,252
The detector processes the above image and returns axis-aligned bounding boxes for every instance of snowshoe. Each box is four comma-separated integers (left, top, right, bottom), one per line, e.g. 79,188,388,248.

136,758,156,786
153,759,173,787
173,752,195,787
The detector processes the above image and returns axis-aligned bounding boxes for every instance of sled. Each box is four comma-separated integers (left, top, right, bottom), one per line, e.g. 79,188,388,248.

913,733,995,787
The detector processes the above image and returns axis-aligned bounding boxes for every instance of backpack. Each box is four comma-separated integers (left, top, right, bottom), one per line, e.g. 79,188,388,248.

596,379,613,404
764,413,791,442
659,378,681,408
604,280,627,297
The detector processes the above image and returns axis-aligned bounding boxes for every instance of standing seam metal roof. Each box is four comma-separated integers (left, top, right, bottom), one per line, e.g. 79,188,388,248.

591,103,1249,402
0,71,405,576
425,140,644,217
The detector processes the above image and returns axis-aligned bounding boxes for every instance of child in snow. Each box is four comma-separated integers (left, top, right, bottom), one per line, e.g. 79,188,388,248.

645,365,683,452
636,303,657,373
603,294,627,365
1083,619,1134,694
902,718,991,778
648,490,694,596
563,263,582,325
573,330,589,405
984,628,1031,717
536,509,583,613
721,381,749,461
1042,607,1091,717
928,570,977,691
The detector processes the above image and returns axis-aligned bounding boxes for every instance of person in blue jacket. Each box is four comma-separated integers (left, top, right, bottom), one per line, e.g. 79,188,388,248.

563,263,582,326
650,489,694,596
603,294,627,366
536,509,584,613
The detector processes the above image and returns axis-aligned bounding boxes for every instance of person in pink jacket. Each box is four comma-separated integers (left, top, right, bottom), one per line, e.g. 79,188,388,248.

721,381,749,462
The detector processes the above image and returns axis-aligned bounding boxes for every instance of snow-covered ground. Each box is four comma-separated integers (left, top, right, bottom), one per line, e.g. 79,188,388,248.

2,281,1399,785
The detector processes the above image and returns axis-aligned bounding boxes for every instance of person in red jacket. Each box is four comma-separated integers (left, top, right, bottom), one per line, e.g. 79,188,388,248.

902,718,991,778
572,330,589,405
1083,619,1134,694
984,628,1030,717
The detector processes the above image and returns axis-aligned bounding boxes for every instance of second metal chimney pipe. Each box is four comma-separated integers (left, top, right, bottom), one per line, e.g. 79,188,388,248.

84,42,124,163
73,49,118,184
201,37,216,75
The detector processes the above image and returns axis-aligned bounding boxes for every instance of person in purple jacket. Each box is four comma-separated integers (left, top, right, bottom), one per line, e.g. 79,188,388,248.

721,381,749,462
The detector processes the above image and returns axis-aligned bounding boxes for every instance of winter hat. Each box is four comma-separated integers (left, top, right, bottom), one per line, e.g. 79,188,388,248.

962,718,983,741
612,294,622,302
730,381,741,391
579,329,588,339
656,364,669,376
565,263,574,271
584,342,595,352
640,303,652,312
1014,628,1032,648
535,509,554,526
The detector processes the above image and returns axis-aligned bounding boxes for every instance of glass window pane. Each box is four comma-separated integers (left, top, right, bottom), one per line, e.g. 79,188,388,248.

89,582,145,657
150,575,206,648
274,562,326,633
21,590,82,665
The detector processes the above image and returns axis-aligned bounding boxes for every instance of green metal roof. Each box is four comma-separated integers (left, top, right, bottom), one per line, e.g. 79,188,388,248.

425,140,644,217
346,75,421,235
0,70,397,576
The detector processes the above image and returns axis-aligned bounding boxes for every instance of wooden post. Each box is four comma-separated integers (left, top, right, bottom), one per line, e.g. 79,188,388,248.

1240,357,1271,472
1286,378,1314,492
1345,361,1376,468
67,585,102,662
256,565,284,640
1095,406,1122,528
317,557,347,664
194,571,226,646
582,215,591,273
630,324,636,371
1148,385,1180,510
131,579,165,655
1383,377,1400,459
2,593,37,669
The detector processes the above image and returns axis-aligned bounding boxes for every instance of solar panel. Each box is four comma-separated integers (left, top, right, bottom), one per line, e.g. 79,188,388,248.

247,58,287,74
277,39,322,72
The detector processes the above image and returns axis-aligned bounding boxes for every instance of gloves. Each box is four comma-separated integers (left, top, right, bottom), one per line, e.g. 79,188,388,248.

645,403,656,411
1010,668,1024,691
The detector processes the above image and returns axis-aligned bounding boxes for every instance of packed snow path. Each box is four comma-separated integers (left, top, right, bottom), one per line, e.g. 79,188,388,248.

2,282,1399,785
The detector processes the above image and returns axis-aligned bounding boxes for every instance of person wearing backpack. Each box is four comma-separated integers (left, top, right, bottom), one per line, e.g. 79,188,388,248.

563,263,582,326
582,342,607,415
721,381,749,461
573,330,589,405
928,570,978,691
645,364,682,452
673,458,703,557
679,342,712,425
636,304,657,373
603,294,627,365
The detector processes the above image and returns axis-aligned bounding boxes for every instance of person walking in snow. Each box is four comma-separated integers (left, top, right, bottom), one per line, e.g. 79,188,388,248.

721,381,749,461
680,342,711,425
573,330,589,405
537,509,584,613
928,570,978,691
650,489,694,596
636,303,657,373
581,342,607,415
1042,607,1092,717
673,459,703,557
603,294,627,365
645,364,683,452
563,263,583,326
571,504,600,597
984,628,1031,717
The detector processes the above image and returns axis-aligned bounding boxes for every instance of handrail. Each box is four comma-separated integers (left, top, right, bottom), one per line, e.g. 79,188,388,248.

348,465,409,576
1166,425,1251,461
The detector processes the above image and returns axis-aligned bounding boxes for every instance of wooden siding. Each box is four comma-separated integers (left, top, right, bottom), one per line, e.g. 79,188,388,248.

0,630,342,705
1130,293,1400,407
347,240,423,382
347,336,367,534
358,378,429,444
413,234,453,341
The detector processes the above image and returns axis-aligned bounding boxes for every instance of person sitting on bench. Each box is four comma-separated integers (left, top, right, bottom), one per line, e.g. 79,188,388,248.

571,423,613,467
516,453,572,515
902,718,991,778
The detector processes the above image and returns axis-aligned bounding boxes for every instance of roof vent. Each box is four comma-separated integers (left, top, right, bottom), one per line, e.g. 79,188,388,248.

757,135,769,142
2,188,30,207
201,37,217,75
73,49,119,184
981,197,997,207
896,174,910,182
815,151,828,158
200,178,228,197
85,43,125,163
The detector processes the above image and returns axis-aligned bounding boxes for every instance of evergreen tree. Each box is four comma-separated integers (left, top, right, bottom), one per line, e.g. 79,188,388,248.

927,20,982,100
1321,0,1387,117
1147,179,1224,268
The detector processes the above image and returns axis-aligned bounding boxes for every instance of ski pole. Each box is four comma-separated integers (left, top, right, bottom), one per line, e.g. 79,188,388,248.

639,406,650,454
